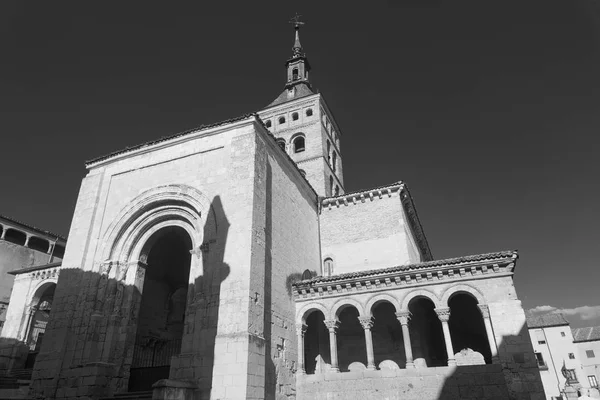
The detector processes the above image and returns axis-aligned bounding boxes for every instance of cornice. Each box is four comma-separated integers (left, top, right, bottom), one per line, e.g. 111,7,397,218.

292,251,517,302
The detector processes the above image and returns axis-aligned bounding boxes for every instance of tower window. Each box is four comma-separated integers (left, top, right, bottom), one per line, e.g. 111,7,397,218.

292,68,299,80
292,112,299,121
306,108,313,117
279,116,286,124
323,258,334,277
299,169,306,177
332,152,337,173
326,140,331,163
293,136,305,153
265,120,272,128
276,139,286,152
329,176,334,196
335,185,340,196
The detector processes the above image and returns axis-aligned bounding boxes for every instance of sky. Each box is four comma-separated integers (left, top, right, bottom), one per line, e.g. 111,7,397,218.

1,1,599,328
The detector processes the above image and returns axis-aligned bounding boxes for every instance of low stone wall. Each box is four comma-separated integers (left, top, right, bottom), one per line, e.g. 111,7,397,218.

297,364,510,400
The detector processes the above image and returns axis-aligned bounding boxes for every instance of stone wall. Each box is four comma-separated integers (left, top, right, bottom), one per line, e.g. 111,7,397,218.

319,190,421,276
297,364,510,400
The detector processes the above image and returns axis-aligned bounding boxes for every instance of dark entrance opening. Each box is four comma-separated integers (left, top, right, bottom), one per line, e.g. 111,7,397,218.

448,293,492,363
408,297,447,367
304,310,330,374
128,226,192,392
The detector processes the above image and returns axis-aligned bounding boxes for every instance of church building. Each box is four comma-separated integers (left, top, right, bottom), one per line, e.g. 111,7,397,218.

0,19,545,400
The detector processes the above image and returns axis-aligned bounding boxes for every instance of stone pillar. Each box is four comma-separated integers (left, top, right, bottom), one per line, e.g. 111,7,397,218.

435,307,456,366
22,306,36,344
396,310,415,368
0,227,6,240
24,235,30,247
296,323,308,374
358,316,376,370
323,319,340,372
478,304,499,362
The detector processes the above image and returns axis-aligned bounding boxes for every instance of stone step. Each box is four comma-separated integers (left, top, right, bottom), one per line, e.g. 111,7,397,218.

100,390,153,400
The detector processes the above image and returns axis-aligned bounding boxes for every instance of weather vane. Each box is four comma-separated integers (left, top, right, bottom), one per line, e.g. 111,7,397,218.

289,13,305,28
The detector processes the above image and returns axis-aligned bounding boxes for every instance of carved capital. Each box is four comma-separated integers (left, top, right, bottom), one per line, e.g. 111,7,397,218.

358,316,374,330
323,319,339,332
477,304,490,319
435,307,451,322
98,261,113,276
395,310,411,325
296,323,308,337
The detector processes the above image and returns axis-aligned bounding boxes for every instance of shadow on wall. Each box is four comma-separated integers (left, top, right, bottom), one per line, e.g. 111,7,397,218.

7,195,233,400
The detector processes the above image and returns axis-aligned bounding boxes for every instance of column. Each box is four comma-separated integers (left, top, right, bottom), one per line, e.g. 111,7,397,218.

0,227,6,240
296,323,308,374
24,235,31,247
396,310,415,368
435,307,456,366
323,319,340,372
478,304,499,362
358,316,376,370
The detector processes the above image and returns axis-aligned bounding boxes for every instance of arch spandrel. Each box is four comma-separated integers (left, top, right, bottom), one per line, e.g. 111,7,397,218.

365,293,401,315
440,284,487,306
400,288,441,310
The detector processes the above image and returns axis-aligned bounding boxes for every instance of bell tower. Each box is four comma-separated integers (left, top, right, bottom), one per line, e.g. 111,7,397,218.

258,16,345,198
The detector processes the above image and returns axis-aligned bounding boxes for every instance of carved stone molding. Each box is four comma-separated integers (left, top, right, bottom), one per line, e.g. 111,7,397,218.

478,304,490,319
358,316,374,330
296,323,308,337
323,319,339,332
435,307,451,322
395,310,411,325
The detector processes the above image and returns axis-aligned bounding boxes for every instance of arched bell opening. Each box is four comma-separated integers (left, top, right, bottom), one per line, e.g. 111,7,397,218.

128,226,193,392
371,301,405,368
448,293,492,364
337,305,367,371
303,310,330,374
408,297,447,367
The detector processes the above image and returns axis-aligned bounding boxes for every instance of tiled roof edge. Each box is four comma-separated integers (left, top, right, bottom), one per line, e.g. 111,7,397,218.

294,250,517,287
85,113,258,167
0,214,67,242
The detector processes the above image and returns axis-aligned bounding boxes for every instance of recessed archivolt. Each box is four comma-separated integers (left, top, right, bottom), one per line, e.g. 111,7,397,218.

29,280,57,308
440,284,486,306
297,302,329,325
400,288,441,310
331,298,365,319
365,293,401,315
100,184,214,267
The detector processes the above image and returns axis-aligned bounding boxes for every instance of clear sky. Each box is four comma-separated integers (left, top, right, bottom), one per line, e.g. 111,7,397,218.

1,1,598,327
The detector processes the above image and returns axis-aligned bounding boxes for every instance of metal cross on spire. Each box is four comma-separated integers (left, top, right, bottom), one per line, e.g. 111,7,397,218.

289,13,305,28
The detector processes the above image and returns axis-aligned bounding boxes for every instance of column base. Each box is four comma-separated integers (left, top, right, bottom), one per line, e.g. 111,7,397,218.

330,367,340,373
405,361,415,369
491,356,500,364
296,369,306,376
447,359,457,366
152,379,198,400
366,365,376,371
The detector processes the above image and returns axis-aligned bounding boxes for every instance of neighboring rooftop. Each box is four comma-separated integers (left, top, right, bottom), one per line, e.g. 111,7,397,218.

572,326,600,342
267,83,315,108
526,313,570,329
0,214,66,242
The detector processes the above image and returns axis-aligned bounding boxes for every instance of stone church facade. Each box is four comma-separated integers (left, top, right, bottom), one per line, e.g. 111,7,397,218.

1,22,544,400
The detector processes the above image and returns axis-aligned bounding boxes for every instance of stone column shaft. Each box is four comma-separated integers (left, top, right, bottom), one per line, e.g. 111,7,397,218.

436,307,456,366
296,323,308,374
323,319,340,372
358,316,376,370
396,310,415,368
478,304,499,362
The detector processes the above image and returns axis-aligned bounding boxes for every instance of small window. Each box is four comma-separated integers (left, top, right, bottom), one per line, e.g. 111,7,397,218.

589,375,598,387
329,176,334,196
323,258,333,277
293,136,305,153
332,152,337,173
569,353,575,359
265,120,272,128
278,116,286,124
292,68,299,80
292,112,299,121
538,340,546,345
586,350,596,358
299,169,306,177
276,139,286,152
535,352,547,368
301,269,312,280
334,186,340,196
561,332,566,337
306,108,313,117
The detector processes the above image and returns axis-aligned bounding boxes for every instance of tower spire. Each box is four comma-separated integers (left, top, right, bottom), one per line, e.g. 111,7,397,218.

290,14,304,56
